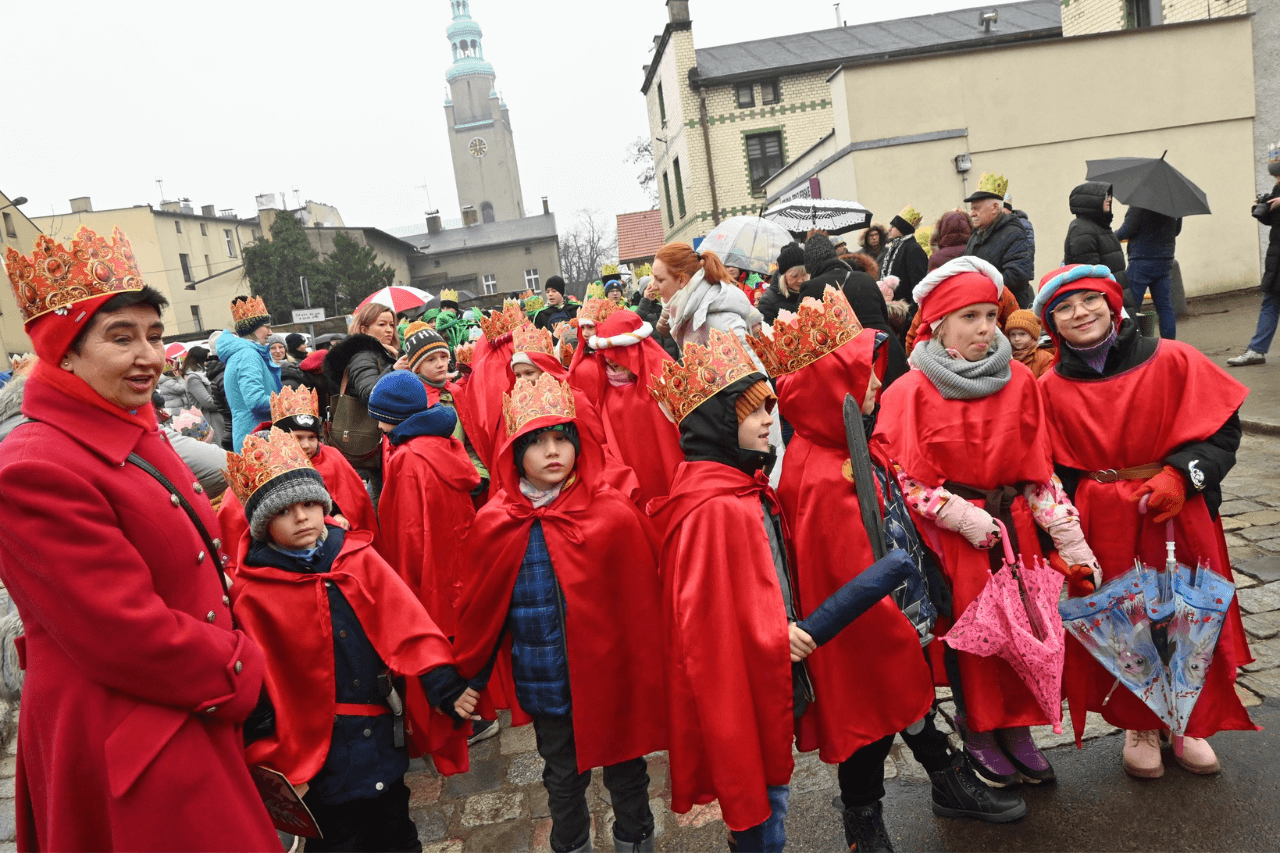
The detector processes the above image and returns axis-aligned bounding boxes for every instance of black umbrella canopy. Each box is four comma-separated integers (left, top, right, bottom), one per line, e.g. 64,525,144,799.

1085,152,1211,218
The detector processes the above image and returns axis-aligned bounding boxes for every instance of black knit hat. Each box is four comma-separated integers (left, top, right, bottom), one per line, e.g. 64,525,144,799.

514,423,580,478
285,333,308,357
803,232,839,276
776,242,805,275
545,275,567,296
889,214,916,236
404,324,450,371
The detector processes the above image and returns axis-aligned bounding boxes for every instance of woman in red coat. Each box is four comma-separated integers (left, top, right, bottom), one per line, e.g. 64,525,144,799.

874,256,1099,792
1033,264,1255,778
0,227,278,851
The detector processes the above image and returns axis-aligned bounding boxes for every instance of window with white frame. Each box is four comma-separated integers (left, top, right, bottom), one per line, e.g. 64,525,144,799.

224,228,236,257
524,268,540,291
482,274,497,296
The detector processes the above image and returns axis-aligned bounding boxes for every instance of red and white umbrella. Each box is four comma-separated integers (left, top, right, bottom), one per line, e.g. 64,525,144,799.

356,286,435,313
164,342,189,360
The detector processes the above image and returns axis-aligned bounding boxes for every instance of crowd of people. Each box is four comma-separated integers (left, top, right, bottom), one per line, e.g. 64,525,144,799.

0,161,1261,853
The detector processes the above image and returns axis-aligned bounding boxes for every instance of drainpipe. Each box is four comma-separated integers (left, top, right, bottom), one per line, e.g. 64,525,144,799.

697,85,721,226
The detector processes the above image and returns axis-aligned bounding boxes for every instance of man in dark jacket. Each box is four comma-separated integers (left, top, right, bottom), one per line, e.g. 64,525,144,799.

1227,158,1280,366
1115,204,1183,339
964,173,1035,307
879,205,929,304
534,276,579,331
1064,182,1129,290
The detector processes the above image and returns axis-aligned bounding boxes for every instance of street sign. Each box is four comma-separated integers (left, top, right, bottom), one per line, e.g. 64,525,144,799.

292,308,326,323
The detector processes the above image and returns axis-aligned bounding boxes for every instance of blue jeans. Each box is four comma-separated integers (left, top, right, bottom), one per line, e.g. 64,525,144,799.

732,785,790,853
1128,258,1176,339
1247,289,1280,354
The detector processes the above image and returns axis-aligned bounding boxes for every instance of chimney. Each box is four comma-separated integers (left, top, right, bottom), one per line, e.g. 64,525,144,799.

461,205,479,227
201,204,216,217
541,196,549,215
70,196,92,213
427,211,442,234
667,0,690,23
160,200,182,212
179,197,193,215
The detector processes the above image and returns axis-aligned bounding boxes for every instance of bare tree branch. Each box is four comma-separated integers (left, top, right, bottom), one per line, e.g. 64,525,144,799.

625,136,658,209
558,208,618,285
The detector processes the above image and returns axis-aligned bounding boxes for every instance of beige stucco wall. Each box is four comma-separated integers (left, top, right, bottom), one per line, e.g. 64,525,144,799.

302,228,414,287
817,16,1259,296
410,238,561,300
0,191,39,354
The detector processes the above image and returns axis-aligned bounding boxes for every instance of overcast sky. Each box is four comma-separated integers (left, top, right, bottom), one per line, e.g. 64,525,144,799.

5,0,989,236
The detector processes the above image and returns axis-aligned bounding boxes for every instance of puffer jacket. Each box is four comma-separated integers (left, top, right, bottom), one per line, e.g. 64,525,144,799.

1115,205,1182,261
667,270,763,351
755,280,801,325
184,369,226,448
156,374,192,415
205,359,235,450
322,334,396,406
1064,181,1129,289
217,330,282,450
964,212,1035,307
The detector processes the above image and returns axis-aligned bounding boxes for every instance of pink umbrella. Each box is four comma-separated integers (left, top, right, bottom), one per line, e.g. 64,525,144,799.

165,342,188,359
356,286,434,314
942,520,1067,733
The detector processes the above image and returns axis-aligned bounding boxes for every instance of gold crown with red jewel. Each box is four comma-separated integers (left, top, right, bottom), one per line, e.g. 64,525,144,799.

479,299,529,342
512,321,555,356
270,385,321,426
231,295,270,332
746,285,864,378
454,341,476,366
503,372,577,437
650,329,762,424
579,295,622,327
4,226,145,324
224,427,319,507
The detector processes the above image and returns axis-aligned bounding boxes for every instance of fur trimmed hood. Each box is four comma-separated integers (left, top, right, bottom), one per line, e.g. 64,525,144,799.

323,332,395,391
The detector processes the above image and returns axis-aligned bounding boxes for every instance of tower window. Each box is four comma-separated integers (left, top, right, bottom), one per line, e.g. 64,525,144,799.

481,202,495,224
674,157,686,218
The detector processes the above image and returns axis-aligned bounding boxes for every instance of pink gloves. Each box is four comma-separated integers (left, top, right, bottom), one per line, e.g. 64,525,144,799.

935,497,1001,550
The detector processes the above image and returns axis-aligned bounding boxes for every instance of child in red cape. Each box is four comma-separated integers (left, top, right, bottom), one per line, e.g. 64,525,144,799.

403,322,490,492
227,428,468,851
445,373,666,853
217,386,379,575
755,288,1026,848
647,329,806,852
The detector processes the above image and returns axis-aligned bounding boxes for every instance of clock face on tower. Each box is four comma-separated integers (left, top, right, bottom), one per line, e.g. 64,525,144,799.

469,137,488,158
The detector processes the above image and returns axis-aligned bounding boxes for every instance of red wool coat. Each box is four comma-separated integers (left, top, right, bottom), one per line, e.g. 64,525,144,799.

1040,340,1256,739
873,361,1055,733
776,333,935,764
648,462,795,832
0,367,278,852
451,412,667,773
378,433,480,637
233,529,469,781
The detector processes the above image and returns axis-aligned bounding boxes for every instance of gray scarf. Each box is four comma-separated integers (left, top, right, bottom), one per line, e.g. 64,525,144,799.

910,332,1013,400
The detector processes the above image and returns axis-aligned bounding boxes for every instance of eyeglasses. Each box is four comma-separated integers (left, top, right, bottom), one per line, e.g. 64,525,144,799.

1051,292,1106,321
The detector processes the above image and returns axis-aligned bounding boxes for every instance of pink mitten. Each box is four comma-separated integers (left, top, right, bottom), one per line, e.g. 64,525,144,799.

935,497,1001,550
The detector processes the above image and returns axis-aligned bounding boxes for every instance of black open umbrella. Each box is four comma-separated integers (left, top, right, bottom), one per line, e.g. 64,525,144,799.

1085,152,1210,218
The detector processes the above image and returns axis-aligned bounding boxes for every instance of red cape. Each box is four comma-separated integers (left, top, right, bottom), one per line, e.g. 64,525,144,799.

451,411,667,772
378,434,480,637
776,333,934,763
454,331,516,474
648,462,795,831
1040,339,1255,740
873,362,1056,732
233,528,469,782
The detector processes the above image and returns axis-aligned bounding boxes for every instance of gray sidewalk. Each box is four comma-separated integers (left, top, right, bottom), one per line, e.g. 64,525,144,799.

1178,288,1280,435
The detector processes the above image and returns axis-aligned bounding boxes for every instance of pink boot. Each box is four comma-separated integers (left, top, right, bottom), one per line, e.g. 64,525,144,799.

1122,730,1163,779
1171,735,1220,775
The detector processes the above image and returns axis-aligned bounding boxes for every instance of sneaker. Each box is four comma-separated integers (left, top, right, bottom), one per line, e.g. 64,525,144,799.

961,726,1020,785
468,717,500,746
841,801,894,852
995,727,1056,783
1171,735,1220,775
928,754,1028,823
1227,349,1266,366
1122,730,1164,779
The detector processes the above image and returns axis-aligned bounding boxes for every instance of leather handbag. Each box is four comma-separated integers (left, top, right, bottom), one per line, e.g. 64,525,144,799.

326,369,382,465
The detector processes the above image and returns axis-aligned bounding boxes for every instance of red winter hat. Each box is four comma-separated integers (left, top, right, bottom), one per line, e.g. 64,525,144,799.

1032,264,1123,344
911,257,1003,343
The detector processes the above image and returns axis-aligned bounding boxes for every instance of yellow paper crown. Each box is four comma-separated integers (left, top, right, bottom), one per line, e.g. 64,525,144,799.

585,282,606,301
899,205,922,228
270,385,321,426
523,293,546,315
512,322,555,357
601,263,620,277
976,172,1009,198
4,226,146,324
440,288,459,303
651,329,761,424
503,372,577,437
231,295,270,328
479,299,530,342
224,428,318,508
634,263,653,278
746,286,864,378
914,226,933,257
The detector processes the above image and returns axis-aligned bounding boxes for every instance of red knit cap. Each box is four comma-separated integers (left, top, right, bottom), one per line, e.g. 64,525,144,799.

914,270,1001,343
1033,264,1124,346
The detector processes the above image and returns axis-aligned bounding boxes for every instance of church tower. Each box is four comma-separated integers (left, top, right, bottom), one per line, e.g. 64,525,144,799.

444,0,525,223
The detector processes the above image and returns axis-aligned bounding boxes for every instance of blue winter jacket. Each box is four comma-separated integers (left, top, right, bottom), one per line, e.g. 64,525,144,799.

218,329,282,449
506,521,571,716
1115,206,1182,262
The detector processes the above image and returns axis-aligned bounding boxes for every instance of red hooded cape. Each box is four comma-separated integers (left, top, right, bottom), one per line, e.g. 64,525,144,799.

450,409,667,772
873,361,1055,733
378,434,480,637
453,331,516,474
775,333,935,764
233,528,469,782
647,462,795,831
1040,339,1256,740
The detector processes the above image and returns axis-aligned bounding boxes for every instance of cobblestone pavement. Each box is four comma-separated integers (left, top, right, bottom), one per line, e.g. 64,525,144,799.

0,434,1277,851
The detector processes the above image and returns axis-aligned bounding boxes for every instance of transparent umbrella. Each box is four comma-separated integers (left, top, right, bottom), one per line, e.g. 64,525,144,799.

698,216,793,275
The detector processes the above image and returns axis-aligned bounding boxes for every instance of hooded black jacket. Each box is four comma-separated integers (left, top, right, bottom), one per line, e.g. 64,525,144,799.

323,333,396,406
965,212,1034,307
1064,182,1129,290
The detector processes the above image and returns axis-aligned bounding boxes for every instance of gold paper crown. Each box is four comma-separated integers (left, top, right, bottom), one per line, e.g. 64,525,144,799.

224,427,318,508
899,205,922,228
601,263,620,277
651,329,761,424
479,299,530,341
634,263,653,278
440,288,459,303
455,341,476,366
746,286,864,378
585,282,606,301
4,226,145,324
231,296,270,326
914,226,933,257
512,322,555,356
523,293,546,315
579,296,622,327
976,172,1009,198
503,372,577,437
270,385,320,425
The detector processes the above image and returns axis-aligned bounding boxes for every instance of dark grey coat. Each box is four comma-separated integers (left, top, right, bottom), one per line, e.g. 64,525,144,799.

1064,181,1129,290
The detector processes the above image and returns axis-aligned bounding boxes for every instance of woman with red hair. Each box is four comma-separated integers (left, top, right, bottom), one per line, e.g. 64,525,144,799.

653,242,763,352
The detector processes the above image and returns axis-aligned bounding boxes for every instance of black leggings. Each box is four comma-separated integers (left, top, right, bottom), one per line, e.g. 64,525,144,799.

837,712,954,809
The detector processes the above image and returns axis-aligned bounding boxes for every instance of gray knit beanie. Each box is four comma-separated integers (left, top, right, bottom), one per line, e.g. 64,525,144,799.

246,468,332,542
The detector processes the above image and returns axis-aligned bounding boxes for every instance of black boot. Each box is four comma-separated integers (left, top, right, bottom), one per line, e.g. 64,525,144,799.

841,800,893,852
928,753,1028,823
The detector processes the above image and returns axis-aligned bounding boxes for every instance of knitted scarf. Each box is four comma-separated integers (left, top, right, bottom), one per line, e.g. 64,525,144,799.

911,332,1012,400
